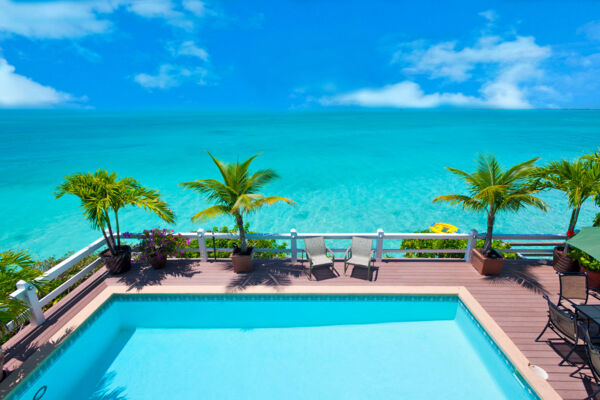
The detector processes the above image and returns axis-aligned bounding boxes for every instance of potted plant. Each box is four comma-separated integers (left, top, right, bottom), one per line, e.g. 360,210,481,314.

56,170,175,274
569,247,600,288
179,152,294,273
433,154,547,275
532,156,600,272
132,229,182,269
0,250,42,380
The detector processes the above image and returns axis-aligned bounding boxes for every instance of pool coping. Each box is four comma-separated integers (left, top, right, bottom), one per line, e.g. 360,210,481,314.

1,285,561,400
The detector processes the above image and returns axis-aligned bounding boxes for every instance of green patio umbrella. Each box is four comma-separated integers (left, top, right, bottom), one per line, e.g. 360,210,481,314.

567,227,600,261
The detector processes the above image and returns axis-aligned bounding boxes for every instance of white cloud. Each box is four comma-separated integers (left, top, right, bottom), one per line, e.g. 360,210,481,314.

0,0,115,39
322,81,481,108
478,10,497,24
168,40,209,60
399,35,550,82
0,0,211,39
325,13,552,109
182,0,205,16
133,64,208,89
0,58,74,107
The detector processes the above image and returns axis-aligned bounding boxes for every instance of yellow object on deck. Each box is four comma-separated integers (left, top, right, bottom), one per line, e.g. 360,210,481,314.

430,222,460,234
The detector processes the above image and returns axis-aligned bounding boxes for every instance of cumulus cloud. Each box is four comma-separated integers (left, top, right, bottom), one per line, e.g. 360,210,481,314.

0,58,74,107
133,64,208,89
322,81,481,108
325,12,551,109
0,0,210,39
0,0,114,39
168,40,209,60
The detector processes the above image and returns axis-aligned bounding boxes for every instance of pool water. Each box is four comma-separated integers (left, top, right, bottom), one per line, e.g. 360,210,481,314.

7,295,538,400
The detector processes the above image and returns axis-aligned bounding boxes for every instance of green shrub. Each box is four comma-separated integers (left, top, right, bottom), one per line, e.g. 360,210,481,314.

569,247,600,272
177,224,287,259
400,230,518,259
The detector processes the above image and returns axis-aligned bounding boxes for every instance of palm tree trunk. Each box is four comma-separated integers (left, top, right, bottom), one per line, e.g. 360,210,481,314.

100,222,116,254
483,213,495,256
104,212,118,254
235,213,247,253
568,206,581,232
114,210,121,247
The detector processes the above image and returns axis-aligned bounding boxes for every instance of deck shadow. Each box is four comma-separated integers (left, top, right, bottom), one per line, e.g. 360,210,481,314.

115,259,202,291
482,261,550,295
226,260,306,291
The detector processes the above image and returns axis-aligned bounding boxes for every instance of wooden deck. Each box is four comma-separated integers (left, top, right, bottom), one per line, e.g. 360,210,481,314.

2,258,598,399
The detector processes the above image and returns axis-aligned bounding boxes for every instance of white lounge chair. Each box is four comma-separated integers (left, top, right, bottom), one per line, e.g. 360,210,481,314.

344,237,375,280
304,237,336,280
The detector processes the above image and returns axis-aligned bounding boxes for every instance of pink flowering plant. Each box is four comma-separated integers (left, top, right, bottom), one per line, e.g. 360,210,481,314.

124,228,188,262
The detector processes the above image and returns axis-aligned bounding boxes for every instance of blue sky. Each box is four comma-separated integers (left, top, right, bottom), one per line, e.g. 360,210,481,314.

1,0,600,109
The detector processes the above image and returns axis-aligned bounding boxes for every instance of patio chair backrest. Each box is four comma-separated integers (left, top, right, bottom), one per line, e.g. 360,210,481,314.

559,272,588,303
546,296,576,341
580,322,600,382
304,237,326,257
352,237,373,257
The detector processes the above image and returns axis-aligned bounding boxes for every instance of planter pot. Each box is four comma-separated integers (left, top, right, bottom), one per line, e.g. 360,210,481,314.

553,246,578,273
100,245,131,274
231,247,254,273
149,256,167,269
471,248,504,276
580,264,600,289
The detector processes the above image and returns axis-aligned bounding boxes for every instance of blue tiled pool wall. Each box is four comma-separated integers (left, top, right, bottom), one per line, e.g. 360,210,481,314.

455,301,539,400
113,294,460,329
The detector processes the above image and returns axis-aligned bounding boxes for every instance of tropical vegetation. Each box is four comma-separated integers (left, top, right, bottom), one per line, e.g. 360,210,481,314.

126,229,182,263
55,170,175,256
400,229,518,259
176,224,287,259
569,247,600,272
0,250,40,341
532,154,600,236
179,153,294,254
433,154,548,257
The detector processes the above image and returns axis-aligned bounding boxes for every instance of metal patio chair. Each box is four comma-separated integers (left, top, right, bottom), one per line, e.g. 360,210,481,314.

577,321,600,399
304,237,337,280
536,295,580,365
343,236,375,280
558,271,590,308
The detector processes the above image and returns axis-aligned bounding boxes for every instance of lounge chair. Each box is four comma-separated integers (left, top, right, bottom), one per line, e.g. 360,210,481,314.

343,237,375,280
558,271,591,308
304,237,337,280
536,295,579,364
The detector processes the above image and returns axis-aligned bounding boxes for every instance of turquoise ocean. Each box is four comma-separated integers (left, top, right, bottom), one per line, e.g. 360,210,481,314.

1,109,598,259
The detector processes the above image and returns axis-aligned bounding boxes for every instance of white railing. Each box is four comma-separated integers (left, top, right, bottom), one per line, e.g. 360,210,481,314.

8,228,566,327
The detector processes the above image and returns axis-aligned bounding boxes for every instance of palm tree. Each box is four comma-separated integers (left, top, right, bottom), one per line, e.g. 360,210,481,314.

179,153,294,253
433,154,547,256
532,156,600,235
582,149,600,227
56,170,175,256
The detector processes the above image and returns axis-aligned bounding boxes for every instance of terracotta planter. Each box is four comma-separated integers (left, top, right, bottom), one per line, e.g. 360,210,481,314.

100,245,131,274
581,264,600,289
471,248,504,275
553,246,578,273
232,248,254,273
149,255,167,269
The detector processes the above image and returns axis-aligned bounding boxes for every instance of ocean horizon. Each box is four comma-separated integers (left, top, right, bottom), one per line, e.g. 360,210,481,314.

1,109,598,259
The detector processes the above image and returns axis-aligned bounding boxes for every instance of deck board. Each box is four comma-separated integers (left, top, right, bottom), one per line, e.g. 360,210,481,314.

2,257,598,399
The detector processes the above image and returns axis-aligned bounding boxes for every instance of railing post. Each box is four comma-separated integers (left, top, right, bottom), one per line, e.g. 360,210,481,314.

197,228,208,262
465,229,478,263
16,280,45,325
376,229,384,262
290,229,298,262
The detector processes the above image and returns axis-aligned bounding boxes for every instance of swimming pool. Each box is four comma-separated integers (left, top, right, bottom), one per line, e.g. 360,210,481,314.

6,294,541,399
